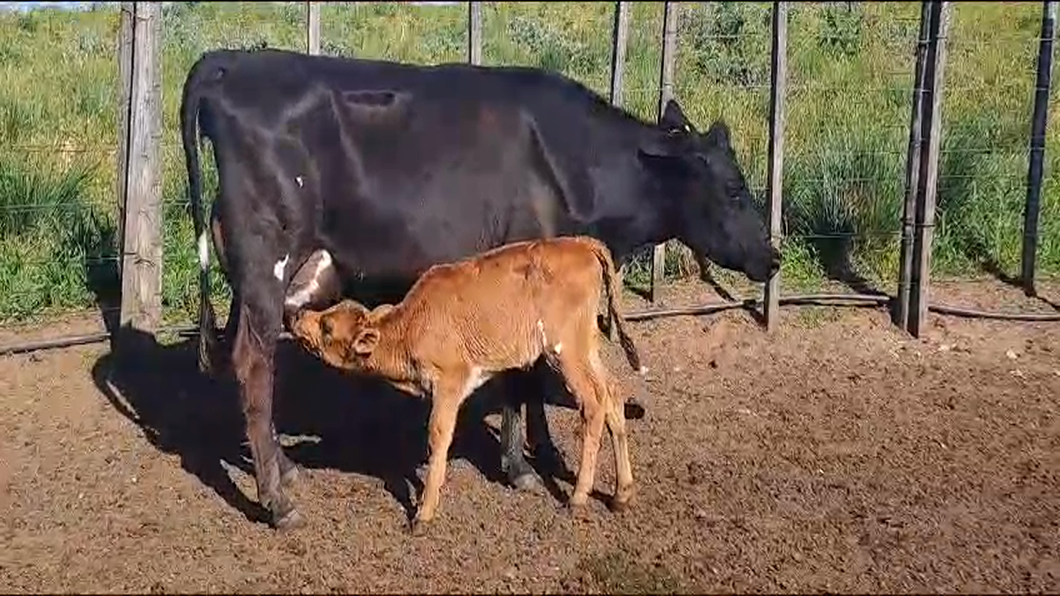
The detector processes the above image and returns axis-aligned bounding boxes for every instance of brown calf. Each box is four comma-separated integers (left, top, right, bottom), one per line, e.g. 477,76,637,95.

290,235,645,533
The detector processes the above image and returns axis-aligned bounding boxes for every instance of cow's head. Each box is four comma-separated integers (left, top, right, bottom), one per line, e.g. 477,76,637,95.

637,99,780,283
290,300,394,370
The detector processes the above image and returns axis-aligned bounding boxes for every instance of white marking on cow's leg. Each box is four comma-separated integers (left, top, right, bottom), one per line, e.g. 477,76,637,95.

283,250,334,311
197,231,209,271
274,254,289,282
295,175,304,188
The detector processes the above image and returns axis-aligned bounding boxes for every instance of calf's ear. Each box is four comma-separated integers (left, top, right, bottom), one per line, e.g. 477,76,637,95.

352,327,381,356
369,304,394,320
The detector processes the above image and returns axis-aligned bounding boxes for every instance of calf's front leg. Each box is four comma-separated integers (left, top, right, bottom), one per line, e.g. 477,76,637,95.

410,377,465,535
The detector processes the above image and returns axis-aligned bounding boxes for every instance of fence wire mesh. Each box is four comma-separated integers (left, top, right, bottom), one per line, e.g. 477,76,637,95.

0,1,1057,334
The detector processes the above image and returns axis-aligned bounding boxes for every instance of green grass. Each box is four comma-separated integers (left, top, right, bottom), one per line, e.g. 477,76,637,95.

0,1,1058,325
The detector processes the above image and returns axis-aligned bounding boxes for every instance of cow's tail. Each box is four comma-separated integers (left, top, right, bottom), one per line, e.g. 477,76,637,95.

181,53,219,375
585,237,645,376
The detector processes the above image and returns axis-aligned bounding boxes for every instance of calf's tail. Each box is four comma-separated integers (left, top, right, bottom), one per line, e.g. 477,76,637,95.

585,238,645,376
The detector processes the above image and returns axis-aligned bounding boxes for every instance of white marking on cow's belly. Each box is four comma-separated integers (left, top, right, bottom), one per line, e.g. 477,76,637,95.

197,231,209,271
274,254,289,282
284,250,334,309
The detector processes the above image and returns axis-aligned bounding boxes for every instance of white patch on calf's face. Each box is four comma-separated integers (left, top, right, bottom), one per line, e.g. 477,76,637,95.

274,254,289,282
197,231,209,271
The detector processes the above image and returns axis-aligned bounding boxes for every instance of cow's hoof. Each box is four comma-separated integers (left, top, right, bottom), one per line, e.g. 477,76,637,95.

272,507,306,532
504,458,540,492
510,471,540,492
280,463,301,488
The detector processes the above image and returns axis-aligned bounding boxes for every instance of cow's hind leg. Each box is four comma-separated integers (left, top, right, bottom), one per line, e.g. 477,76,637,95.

499,370,538,491
231,293,303,530
498,367,561,491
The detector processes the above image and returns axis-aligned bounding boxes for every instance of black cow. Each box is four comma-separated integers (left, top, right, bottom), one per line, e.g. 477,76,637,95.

181,48,780,531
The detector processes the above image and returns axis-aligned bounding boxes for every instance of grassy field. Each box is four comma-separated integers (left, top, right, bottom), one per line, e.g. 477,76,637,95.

0,1,1057,326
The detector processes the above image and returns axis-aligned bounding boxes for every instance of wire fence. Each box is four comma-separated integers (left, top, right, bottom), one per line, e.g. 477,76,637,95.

0,1,1058,353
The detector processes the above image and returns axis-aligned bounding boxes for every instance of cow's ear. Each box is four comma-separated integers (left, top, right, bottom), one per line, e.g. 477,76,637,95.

352,327,380,356
703,120,732,148
637,145,690,179
660,99,695,135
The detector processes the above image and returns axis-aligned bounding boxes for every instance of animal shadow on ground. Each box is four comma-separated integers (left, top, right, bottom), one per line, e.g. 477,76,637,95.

90,327,600,528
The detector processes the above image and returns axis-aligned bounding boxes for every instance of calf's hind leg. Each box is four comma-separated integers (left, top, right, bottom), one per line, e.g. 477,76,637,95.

553,352,608,510
599,371,634,510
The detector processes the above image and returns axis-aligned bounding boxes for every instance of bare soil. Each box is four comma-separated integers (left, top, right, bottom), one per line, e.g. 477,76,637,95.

1,278,1058,593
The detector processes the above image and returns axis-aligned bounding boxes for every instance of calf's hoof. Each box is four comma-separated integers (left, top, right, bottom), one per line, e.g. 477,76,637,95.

610,484,635,512
565,501,591,521
408,516,432,537
609,495,633,513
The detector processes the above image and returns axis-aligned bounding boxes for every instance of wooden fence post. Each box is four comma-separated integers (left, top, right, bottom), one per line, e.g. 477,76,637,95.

908,1,950,337
606,1,631,337
118,1,163,337
468,2,482,65
116,2,134,285
763,1,788,332
610,2,630,107
651,0,678,304
896,0,933,332
306,1,321,55
1021,0,1057,296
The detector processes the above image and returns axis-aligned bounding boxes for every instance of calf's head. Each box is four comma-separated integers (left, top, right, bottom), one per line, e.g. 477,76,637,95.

638,99,781,283
290,300,394,370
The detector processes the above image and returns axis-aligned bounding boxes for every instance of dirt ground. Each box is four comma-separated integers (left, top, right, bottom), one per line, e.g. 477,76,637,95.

1,277,1058,593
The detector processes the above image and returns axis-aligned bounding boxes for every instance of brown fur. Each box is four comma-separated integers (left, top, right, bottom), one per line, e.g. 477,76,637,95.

291,235,644,531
